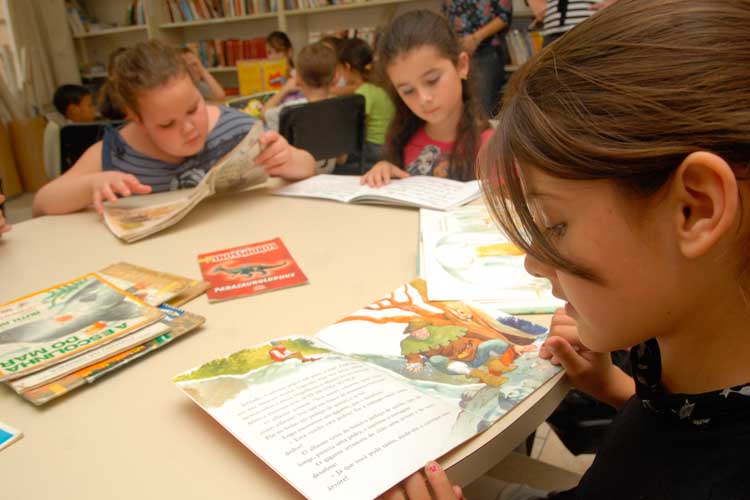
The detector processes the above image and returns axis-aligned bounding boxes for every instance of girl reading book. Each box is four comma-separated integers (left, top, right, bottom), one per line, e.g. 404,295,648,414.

361,10,492,188
33,40,316,216
382,0,750,498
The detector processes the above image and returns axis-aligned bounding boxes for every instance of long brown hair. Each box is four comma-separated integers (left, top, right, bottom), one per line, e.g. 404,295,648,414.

100,40,188,119
377,9,487,181
480,0,750,280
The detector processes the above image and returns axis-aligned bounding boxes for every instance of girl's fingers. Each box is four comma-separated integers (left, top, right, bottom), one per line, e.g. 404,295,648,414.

260,150,290,170
391,168,410,179
379,485,407,500
92,190,104,214
403,471,432,499
113,180,131,197
423,462,458,500
101,185,118,203
544,336,589,376
124,175,152,194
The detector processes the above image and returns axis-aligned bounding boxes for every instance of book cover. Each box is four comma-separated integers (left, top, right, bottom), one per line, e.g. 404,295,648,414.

18,305,205,405
198,237,308,302
419,206,564,313
0,421,22,451
97,262,196,306
173,278,559,500
0,274,163,381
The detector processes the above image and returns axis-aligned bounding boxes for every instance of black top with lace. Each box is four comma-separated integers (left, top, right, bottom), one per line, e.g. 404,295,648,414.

550,339,750,500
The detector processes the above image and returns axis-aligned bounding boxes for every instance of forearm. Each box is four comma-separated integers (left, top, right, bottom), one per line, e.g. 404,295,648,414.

526,0,548,20
199,69,226,101
288,147,317,180
594,365,636,409
473,17,507,44
32,175,93,216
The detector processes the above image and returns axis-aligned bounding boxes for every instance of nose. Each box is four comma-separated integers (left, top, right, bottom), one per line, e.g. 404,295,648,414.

417,87,433,106
182,119,196,136
524,253,555,280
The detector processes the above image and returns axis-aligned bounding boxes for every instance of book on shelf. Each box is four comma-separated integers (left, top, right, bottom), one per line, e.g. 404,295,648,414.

184,38,266,69
198,237,308,302
1,263,207,405
166,0,274,22
237,58,287,95
173,278,559,500
101,122,267,243
274,174,481,211
419,205,564,313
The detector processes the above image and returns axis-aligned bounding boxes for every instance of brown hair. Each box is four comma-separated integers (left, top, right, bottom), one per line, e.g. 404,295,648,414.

266,30,295,69
296,42,338,88
377,10,487,182
100,40,188,118
480,0,750,281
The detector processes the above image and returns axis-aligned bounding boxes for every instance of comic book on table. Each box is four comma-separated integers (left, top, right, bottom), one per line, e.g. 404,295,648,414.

0,273,164,381
274,174,481,211
173,278,560,500
419,206,564,314
101,122,267,243
198,237,308,302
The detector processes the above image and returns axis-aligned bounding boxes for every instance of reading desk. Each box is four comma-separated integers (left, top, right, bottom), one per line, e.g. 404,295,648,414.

0,181,567,499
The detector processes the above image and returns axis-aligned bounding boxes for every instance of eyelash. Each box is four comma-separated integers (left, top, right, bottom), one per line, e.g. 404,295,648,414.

544,223,567,239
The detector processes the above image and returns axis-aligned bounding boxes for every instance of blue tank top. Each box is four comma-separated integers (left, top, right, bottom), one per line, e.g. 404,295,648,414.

102,106,257,193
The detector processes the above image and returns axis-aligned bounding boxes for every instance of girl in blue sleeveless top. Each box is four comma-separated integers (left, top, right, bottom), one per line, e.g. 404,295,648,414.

33,40,317,215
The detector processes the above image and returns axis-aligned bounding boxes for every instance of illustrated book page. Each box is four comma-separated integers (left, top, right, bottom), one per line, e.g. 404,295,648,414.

197,237,308,302
174,278,559,500
419,206,564,313
0,274,163,381
102,122,267,243
274,174,481,211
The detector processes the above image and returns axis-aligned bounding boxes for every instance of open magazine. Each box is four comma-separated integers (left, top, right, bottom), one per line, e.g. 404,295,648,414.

420,206,564,313
174,279,559,500
102,122,267,243
274,174,481,211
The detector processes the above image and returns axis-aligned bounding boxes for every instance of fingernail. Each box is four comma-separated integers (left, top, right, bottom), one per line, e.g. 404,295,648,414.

426,461,440,474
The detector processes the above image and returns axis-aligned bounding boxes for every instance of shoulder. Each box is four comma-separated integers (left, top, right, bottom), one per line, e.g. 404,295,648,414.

211,106,258,133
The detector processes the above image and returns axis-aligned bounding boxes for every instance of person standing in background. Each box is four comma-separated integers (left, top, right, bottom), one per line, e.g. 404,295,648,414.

442,0,512,118
527,0,619,47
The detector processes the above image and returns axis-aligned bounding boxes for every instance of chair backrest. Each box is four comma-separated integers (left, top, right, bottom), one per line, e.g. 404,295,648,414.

278,94,366,174
60,122,123,174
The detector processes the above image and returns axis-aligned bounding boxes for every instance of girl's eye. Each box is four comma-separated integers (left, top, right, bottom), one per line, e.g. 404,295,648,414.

159,121,175,129
426,75,440,86
544,223,567,239
188,106,198,114
400,87,414,96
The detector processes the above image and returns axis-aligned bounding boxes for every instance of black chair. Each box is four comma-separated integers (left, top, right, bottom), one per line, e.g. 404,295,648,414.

278,94,366,175
59,122,124,174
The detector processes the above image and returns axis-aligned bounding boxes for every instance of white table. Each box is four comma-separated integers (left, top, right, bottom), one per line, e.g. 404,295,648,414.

0,182,566,499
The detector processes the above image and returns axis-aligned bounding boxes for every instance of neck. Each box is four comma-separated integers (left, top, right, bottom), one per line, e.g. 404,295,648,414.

349,74,364,86
425,99,463,142
302,87,330,102
658,282,750,394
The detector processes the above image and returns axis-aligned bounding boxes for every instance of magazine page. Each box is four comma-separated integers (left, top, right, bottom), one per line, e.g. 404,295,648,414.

173,279,558,500
0,274,163,381
20,306,205,406
207,121,266,194
98,262,195,306
420,206,564,313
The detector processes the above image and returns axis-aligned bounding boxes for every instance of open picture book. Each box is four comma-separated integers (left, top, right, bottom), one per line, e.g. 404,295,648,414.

420,206,564,313
174,279,559,500
102,122,267,243
274,174,481,211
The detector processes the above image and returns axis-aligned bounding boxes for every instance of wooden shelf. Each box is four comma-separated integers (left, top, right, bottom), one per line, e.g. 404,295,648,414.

207,66,237,73
73,25,147,39
285,0,410,16
160,12,278,29
81,71,108,79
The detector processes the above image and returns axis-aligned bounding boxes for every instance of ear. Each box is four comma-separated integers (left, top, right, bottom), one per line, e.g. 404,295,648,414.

457,51,470,80
671,151,739,259
294,72,303,86
124,107,138,123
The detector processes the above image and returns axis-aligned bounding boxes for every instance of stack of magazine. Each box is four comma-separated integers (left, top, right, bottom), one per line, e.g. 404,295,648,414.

0,263,208,405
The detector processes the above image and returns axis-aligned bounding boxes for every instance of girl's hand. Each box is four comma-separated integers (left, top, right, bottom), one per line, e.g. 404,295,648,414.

89,171,152,214
541,308,634,408
460,34,479,55
0,194,11,236
361,161,409,187
256,131,315,181
379,462,463,500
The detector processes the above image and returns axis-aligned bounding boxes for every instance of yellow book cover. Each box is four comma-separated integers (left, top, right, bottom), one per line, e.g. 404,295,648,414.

237,60,264,96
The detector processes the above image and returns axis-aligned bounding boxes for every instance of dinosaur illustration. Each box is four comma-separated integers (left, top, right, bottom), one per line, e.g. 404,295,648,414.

213,262,287,278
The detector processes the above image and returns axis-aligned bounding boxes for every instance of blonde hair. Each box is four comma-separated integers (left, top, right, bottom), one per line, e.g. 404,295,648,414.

101,40,188,118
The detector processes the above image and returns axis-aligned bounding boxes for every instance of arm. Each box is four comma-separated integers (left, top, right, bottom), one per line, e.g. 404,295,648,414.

541,309,635,408
461,1,511,55
526,0,548,21
360,161,410,188
32,142,151,216
255,130,316,181
0,194,11,236
260,78,299,119
196,65,226,101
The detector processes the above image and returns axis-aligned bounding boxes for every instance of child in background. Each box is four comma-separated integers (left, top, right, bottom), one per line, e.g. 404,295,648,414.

0,180,10,237
99,48,128,120
179,47,226,101
337,37,395,171
361,10,491,187
383,1,750,499
266,31,295,78
262,42,339,174
33,40,316,216
43,84,98,180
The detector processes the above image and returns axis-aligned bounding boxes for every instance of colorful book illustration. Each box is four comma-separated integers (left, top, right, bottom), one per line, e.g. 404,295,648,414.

237,58,288,95
419,206,564,313
0,274,163,381
18,305,206,406
174,278,559,500
274,174,481,211
102,122,267,243
198,237,308,302
98,262,197,306
0,420,22,451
